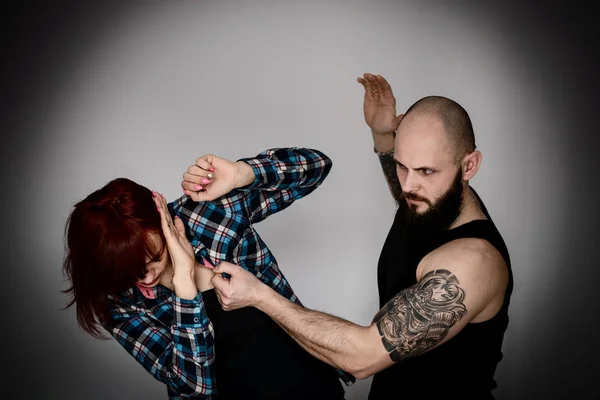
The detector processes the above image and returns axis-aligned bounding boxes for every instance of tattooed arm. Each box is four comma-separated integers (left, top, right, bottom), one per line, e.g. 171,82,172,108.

377,150,403,202
372,269,467,361
210,238,508,379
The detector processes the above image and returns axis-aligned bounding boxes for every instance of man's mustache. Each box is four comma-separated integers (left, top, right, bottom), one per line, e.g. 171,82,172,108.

402,192,432,207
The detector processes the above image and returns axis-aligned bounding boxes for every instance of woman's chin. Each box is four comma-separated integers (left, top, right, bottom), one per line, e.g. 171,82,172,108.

137,276,160,288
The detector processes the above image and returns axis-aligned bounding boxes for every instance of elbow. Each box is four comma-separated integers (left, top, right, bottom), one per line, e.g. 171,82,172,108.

323,153,333,170
168,369,215,397
308,148,333,170
339,352,379,380
175,382,215,397
319,158,333,182
353,370,372,381
347,362,377,380
341,331,387,380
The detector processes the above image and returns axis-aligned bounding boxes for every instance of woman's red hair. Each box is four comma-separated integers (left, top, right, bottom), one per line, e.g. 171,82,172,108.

62,178,165,339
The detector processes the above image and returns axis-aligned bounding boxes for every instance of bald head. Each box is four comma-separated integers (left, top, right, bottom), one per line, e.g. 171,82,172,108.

402,96,475,163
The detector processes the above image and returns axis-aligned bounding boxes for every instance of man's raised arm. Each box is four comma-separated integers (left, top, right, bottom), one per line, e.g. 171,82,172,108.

357,73,404,200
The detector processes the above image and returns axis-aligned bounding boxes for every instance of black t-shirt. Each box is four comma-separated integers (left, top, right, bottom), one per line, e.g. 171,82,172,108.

203,289,345,400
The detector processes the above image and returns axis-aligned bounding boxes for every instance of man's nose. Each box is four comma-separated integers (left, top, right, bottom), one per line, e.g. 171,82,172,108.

402,170,421,193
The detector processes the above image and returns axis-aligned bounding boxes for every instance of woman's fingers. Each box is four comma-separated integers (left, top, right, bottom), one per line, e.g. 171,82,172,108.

184,170,212,184
195,155,215,172
154,192,176,240
173,214,186,237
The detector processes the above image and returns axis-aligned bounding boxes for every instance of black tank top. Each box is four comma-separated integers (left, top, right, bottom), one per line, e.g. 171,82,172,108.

368,187,513,400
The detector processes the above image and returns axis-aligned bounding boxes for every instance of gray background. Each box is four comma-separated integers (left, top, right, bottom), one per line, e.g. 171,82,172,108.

2,0,598,399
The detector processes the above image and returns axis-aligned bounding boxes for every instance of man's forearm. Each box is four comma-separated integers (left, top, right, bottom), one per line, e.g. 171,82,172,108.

255,286,374,377
377,152,402,200
275,322,338,366
372,132,402,200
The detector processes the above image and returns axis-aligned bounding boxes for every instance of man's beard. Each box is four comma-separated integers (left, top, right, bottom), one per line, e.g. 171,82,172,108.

395,169,464,239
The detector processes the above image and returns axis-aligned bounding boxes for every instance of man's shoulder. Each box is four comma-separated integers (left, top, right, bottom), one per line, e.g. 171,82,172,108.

416,236,509,322
419,236,507,283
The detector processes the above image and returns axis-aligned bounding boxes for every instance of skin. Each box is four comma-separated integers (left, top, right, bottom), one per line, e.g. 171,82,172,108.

137,231,216,294
205,73,509,380
137,232,171,288
137,154,257,294
394,112,461,214
151,192,198,300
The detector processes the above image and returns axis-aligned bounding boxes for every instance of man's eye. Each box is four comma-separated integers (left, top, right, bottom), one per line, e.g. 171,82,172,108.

423,169,434,175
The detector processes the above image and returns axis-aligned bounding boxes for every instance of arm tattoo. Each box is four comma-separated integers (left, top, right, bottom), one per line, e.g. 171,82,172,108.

377,153,403,202
372,269,467,362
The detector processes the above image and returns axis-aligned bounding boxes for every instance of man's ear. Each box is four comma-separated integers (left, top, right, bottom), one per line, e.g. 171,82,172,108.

461,150,482,181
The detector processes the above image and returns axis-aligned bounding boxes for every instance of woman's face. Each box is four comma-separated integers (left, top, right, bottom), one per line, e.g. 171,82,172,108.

137,233,172,288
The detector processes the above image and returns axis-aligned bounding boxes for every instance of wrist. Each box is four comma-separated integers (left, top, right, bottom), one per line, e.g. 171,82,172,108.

374,147,394,156
234,161,256,188
373,142,395,155
172,269,198,300
371,129,395,137
254,283,276,312
372,130,395,153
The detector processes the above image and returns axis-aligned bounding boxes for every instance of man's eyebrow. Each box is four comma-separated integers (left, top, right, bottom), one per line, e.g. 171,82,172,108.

393,159,436,171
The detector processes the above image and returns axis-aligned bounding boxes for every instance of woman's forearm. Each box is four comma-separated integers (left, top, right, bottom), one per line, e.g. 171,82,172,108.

172,268,198,300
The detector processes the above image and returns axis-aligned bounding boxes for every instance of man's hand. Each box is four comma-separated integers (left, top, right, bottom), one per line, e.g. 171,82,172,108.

182,154,255,202
357,73,404,136
210,261,267,310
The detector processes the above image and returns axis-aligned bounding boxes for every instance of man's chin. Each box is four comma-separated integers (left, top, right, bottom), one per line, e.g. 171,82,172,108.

407,202,430,215
414,206,430,215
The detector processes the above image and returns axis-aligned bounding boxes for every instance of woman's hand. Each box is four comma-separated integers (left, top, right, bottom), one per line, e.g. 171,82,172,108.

181,154,255,202
153,192,198,300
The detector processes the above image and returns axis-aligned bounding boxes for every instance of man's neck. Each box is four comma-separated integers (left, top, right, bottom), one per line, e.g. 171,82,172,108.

451,187,486,229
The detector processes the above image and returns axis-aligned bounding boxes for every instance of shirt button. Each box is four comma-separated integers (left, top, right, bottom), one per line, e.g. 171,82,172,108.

193,317,199,323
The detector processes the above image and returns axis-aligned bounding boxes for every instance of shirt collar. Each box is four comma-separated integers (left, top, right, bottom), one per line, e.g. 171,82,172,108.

132,283,172,302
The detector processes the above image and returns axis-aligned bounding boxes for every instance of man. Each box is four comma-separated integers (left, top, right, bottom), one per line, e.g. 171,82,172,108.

191,73,513,399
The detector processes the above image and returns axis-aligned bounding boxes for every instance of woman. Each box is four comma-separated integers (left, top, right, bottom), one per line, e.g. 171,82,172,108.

62,147,351,399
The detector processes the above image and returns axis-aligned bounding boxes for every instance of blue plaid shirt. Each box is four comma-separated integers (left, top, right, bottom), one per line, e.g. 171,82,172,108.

105,147,355,399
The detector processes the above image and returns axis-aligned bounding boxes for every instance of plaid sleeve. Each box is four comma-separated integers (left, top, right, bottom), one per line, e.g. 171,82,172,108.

234,147,332,224
232,233,302,306
108,293,216,397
